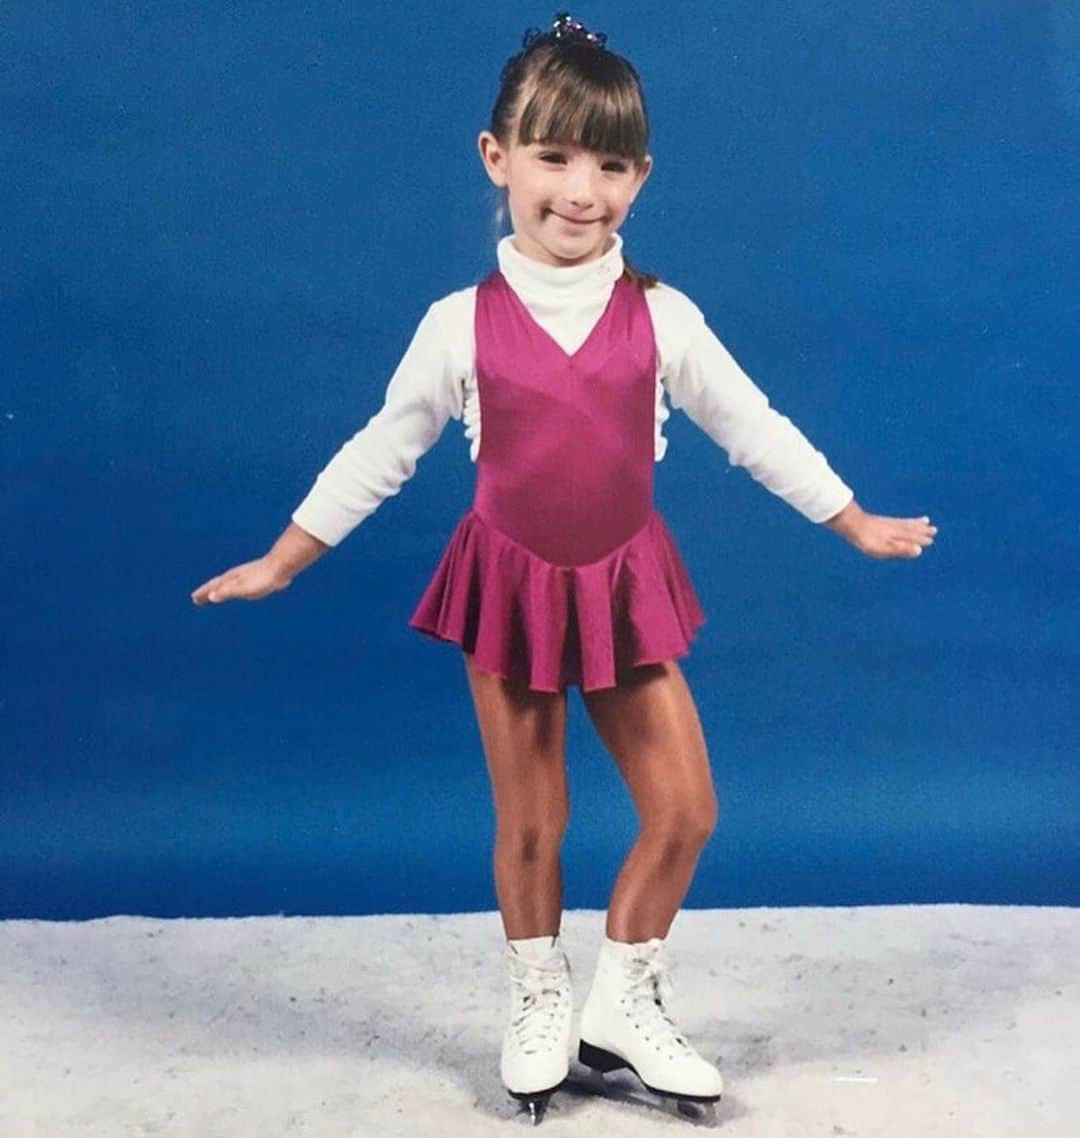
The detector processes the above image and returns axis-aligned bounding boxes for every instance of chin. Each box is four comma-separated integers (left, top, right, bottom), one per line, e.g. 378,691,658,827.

554,240,599,258
548,228,607,250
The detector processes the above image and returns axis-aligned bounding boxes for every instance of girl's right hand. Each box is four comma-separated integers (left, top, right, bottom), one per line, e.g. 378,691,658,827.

190,557,293,606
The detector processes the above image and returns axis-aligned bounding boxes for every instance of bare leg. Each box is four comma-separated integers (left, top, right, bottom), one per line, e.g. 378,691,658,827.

581,659,720,942
463,653,571,940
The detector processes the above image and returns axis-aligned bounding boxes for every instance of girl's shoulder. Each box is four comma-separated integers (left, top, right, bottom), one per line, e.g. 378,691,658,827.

642,279,707,331
425,282,477,318
641,281,711,366
414,285,478,375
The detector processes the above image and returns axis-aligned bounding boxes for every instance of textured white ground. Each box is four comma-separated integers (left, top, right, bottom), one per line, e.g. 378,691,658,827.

1,904,1076,1137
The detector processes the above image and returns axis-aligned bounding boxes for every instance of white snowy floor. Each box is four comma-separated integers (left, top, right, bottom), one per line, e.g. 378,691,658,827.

1,904,1076,1137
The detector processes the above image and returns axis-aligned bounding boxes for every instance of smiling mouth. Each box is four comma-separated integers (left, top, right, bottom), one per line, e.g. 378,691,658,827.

550,211,600,225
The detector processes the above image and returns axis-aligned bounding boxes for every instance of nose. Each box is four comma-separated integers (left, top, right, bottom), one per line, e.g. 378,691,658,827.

564,162,596,208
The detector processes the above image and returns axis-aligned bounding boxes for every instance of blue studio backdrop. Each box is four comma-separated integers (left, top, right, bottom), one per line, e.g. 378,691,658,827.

2,3,1077,919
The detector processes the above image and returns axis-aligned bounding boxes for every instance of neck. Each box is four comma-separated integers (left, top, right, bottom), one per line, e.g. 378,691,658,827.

497,230,625,301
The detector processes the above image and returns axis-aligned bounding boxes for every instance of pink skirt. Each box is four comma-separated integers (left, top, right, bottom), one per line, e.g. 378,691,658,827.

407,507,706,693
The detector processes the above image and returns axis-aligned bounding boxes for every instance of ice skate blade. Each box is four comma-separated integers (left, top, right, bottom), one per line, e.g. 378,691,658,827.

576,1041,722,1126
567,1068,720,1127
506,1079,564,1125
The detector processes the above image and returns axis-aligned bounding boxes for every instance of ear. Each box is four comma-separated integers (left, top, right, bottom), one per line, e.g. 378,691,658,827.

478,131,510,188
630,154,653,198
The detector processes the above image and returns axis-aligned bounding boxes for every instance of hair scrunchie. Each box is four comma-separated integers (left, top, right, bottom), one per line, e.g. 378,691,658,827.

522,10,608,50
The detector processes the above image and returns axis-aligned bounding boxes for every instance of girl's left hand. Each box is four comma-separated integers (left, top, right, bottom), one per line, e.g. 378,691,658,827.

825,500,938,560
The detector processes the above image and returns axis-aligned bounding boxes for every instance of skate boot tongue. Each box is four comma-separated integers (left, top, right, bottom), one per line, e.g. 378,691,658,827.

597,934,664,971
508,934,560,964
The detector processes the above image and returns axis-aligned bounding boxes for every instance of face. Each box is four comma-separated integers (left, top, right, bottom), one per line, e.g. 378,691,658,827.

478,130,652,267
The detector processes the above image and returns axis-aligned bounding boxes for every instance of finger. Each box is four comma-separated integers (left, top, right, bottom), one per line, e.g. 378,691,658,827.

903,531,928,555
203,573,237,603
884,534,920,559
208,577,234,602
897,523,936,543
193,576,225,603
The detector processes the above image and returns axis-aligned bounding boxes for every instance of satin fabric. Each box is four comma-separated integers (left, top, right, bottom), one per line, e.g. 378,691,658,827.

408,269,705,692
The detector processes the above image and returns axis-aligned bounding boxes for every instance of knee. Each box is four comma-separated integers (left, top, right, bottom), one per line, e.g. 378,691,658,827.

497,813,570,860
645,798,719,853
702,793,721,836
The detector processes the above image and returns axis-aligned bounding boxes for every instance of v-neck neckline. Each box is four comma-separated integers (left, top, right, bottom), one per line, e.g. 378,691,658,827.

495,270,624,364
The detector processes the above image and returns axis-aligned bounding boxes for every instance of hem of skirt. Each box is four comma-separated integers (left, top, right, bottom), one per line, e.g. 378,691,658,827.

408,612,707,694
588,612,707,692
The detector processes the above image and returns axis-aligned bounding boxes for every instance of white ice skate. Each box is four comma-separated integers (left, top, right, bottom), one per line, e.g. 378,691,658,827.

500,934,574,1125
577,935,723,1125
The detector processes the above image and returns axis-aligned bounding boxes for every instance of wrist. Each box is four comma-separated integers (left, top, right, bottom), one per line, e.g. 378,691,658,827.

266,522,329,580
823,497,864,539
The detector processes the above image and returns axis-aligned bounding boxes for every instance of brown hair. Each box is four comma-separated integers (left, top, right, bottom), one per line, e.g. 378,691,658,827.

489,33,659,290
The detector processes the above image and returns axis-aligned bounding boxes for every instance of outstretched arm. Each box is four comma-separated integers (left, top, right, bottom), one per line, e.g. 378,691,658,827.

653,287,938,559
655,288,854,523
190,300,463,606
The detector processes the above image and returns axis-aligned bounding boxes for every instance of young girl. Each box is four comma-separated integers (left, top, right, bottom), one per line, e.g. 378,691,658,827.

192,11,936,1126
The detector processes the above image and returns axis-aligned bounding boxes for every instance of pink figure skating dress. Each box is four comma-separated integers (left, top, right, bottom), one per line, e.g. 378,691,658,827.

407,266,705,693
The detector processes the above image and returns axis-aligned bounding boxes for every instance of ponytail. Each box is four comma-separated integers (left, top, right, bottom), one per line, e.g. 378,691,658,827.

622,256,659,291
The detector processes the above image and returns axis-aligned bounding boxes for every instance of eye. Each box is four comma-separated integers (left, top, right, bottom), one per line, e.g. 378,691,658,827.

539,151,628,173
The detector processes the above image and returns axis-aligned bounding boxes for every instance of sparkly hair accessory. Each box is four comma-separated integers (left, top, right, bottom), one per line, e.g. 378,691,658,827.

523,10,608,50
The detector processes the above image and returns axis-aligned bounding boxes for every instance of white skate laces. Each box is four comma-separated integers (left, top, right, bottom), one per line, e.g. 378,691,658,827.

621,946,696,1058
506,951,572,1056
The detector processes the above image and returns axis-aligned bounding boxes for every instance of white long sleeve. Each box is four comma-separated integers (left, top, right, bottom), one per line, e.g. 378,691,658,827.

290,231,854,547
290,301,464,546
648,285,855,524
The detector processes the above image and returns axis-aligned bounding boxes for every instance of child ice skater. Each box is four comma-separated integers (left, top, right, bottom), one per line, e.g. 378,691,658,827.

192,10,937,1126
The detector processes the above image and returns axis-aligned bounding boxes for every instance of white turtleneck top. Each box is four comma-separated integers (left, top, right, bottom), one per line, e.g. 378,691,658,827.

291,232,854,548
